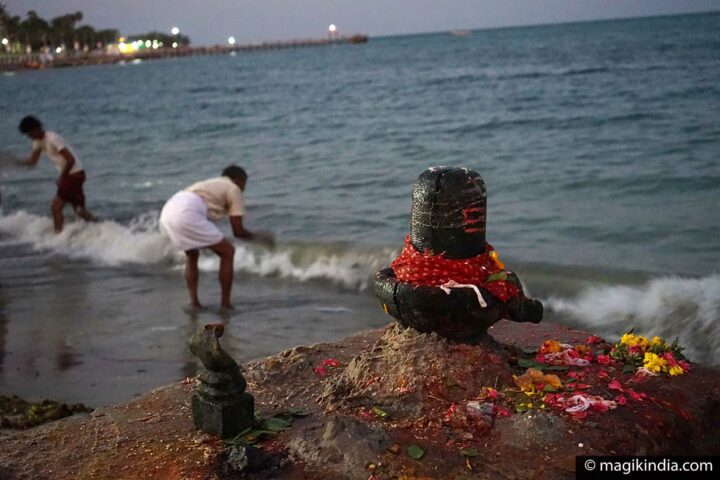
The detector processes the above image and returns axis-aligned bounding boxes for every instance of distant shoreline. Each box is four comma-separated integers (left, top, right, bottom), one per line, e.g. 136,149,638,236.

0,34,369,72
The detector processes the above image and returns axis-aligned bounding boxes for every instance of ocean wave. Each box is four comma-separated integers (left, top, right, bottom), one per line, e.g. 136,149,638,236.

421,66,613,87
196,241,395,291
544,274,720,365
0,210,395,290
2,211,718,362
0,210,178,265
492,66,611,81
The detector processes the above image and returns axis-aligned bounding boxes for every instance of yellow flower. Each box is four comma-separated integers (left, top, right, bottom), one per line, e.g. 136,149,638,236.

643,352,667,373
620,332,650,350
635,336,650,350
650,336,666,348
668,365,684,376
490,251,505,270
523,386,536,397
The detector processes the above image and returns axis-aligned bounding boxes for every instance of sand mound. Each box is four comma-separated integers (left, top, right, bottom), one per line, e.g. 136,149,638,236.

322,325,514,418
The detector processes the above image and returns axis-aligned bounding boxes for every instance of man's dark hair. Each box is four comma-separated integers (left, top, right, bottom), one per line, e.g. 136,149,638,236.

19,115,43,134
222,165,247,182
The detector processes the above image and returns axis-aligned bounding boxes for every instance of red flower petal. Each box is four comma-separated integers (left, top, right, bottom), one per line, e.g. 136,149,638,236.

607,379,624,392
596,354,612,365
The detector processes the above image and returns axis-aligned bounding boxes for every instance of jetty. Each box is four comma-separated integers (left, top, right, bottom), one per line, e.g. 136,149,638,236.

0,34,369,72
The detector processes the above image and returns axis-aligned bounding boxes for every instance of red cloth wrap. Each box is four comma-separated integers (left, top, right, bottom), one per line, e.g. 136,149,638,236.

390,236,520,302
57,171,86,208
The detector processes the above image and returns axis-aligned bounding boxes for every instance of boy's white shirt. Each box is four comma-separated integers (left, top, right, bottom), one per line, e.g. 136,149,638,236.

32,131,83,174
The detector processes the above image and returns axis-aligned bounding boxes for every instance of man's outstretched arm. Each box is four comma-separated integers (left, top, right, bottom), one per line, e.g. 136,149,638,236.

20,148,41,167
229,216,275,247
229,215,253,240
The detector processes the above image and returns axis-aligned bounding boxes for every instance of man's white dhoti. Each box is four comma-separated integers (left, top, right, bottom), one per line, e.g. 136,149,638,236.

160,191,224,251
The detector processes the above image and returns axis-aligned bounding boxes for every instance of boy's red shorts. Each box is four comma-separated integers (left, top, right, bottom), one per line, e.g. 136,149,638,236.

57,171,86,208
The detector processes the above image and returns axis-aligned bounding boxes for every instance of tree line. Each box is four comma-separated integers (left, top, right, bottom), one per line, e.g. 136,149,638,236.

0,4,190,53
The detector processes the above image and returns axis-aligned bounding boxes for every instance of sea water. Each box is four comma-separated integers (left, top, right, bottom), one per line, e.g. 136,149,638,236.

0,13,718,405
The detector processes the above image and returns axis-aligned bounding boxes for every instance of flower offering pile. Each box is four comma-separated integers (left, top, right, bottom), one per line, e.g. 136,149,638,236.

609,332,690,377
499,331,692,420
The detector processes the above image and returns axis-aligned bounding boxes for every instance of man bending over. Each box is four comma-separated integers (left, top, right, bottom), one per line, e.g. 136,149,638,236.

160,165,273,309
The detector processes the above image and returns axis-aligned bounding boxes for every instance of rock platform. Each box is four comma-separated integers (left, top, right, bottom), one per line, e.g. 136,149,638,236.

1,320,718,479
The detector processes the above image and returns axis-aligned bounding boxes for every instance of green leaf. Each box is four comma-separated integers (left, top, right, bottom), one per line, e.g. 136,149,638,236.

407,444,425,459
241,429,275,443
517,358,546,370
522,347,538,355
372,406,389,419
286,408,310,417
460,448,479,457
543,385,558,393
565,377,576,384
485,272,508,283
515,404,528,413
264,416,292,432
622,364,637,374
223,427,254,445
545,365,569,371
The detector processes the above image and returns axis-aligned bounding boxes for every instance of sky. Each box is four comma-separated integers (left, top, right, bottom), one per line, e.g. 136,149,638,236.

4,0,719,45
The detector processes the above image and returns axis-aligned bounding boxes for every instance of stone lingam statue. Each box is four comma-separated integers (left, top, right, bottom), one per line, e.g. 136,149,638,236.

375,167,543,342
188,324,254,438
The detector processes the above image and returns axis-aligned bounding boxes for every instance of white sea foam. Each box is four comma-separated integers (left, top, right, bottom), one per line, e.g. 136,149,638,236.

196,241,394,290
0,210,178,265
545,274,720,365
0,210,393,290
2,210,717,363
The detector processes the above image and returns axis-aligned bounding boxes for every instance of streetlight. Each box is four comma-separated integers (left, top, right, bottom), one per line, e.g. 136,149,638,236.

171,26,180,35
1,38,9,46
228,36,236,45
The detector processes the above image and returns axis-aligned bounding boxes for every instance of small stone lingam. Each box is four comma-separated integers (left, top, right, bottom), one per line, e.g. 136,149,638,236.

375,167,543,342
188,324,254,437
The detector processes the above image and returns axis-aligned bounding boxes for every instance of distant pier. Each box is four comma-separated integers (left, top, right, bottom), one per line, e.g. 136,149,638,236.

0,35,369,72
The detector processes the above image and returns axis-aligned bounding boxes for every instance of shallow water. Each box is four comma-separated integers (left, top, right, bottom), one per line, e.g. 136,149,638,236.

0,12,718,406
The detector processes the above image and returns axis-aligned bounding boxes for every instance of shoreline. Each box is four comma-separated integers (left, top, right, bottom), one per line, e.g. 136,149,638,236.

0,35,369,72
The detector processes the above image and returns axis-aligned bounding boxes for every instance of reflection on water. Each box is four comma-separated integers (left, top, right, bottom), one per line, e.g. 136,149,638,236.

56,346,83,372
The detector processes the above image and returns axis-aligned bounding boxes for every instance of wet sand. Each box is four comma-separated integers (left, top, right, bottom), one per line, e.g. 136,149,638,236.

0,241,386,407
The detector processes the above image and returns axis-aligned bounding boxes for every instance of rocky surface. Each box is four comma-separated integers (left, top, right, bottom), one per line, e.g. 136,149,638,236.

0,395,91,430
0,320,718,479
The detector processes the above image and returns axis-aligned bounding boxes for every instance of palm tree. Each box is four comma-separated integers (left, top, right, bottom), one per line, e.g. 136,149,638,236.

20,10,50,49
